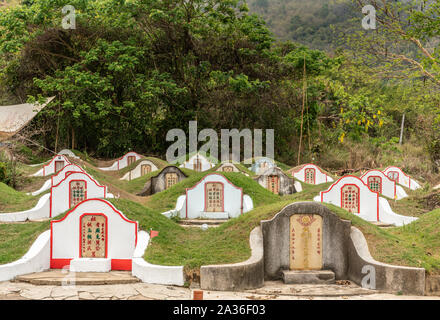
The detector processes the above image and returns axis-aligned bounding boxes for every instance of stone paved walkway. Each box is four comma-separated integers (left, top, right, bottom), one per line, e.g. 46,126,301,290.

0,278,439,300
16,270,140,286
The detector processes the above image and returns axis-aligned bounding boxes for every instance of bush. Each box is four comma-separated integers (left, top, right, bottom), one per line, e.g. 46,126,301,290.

0,162,7,183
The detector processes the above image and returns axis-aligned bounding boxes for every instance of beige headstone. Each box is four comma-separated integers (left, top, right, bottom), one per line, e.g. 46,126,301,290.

81,215,107,258
289,214,323,270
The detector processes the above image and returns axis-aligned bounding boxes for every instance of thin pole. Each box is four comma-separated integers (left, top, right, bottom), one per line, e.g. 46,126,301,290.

399,113,405,145
306,76,311,153
297,53,306,166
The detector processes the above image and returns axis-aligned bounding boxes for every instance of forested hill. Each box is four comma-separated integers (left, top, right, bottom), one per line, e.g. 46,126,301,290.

0,0,439,180
247,0,357,51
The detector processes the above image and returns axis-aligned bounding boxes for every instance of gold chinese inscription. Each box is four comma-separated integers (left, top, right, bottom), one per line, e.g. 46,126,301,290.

289,214,323,270
81,215,106,258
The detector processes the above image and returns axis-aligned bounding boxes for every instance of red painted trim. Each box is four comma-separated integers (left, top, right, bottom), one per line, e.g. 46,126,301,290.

50,186,53,218
290,163,330,183
304,167,316,185
50,198,138,264
50,259,133,271
51,164,84,186
321,175,380,219
52,171,105,189
383,166,413,187
204,182,225,212
79,213,108,258
387,170,399,183
111,259,132,271
52,198,137,225
288,164,305,175
185,173,244,217
50,259,72,269
42,155,71,176
69,180,88,210
367,176,382,194
50,172,105,217
321,175,372,195
361,169,397,198
116,152,143,171
340,184,360,214
377,196,380,221
50,221,54,262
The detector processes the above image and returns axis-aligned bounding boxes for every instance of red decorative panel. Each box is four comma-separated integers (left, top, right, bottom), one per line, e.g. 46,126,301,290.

387,171,399,182
80,214,107,258
70,180,87,208
367,176,382,193
305,168,316,184
341,184,360,213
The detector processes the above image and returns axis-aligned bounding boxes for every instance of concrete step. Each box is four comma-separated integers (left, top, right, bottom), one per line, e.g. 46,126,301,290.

178,219,228,228
15,270,140,286
371,221,395,228
282,270,336,285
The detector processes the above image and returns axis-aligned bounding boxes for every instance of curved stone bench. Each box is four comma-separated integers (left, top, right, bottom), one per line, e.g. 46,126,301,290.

200,227,264,291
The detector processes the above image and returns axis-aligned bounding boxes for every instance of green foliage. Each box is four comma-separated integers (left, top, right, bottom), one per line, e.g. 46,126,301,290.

0,182,39,212
247,0,356,51
1,0,439,171
0,0,342,164
0,162,6,183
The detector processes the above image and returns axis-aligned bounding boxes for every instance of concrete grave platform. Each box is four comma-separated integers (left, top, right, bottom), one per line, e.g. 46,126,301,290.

15,270,140,286
282,270,335,284
200,202,427,295
245,280,374,297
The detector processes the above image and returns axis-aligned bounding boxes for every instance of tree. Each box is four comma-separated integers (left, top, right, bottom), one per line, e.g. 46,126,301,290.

347,0,440,86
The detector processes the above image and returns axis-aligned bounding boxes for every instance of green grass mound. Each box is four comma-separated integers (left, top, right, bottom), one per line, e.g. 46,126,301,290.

0,221,50,264
0,182,41,212
117,157,169,177
146,171,280,212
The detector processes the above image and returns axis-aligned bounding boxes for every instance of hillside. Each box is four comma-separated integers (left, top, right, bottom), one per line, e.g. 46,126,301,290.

1,156,440,280
247,0,357,51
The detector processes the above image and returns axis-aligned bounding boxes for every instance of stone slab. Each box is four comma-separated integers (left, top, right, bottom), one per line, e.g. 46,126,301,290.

0,279,439,300
282,270,335,284
425,275,440,296
70,258,111,272
15,270,140,286
200,212,229,219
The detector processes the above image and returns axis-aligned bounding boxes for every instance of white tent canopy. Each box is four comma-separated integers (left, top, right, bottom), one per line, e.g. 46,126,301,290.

0,97,55,139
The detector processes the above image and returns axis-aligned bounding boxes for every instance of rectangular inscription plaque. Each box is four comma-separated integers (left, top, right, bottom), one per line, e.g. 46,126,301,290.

289,214,323,270
80,214,107,258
